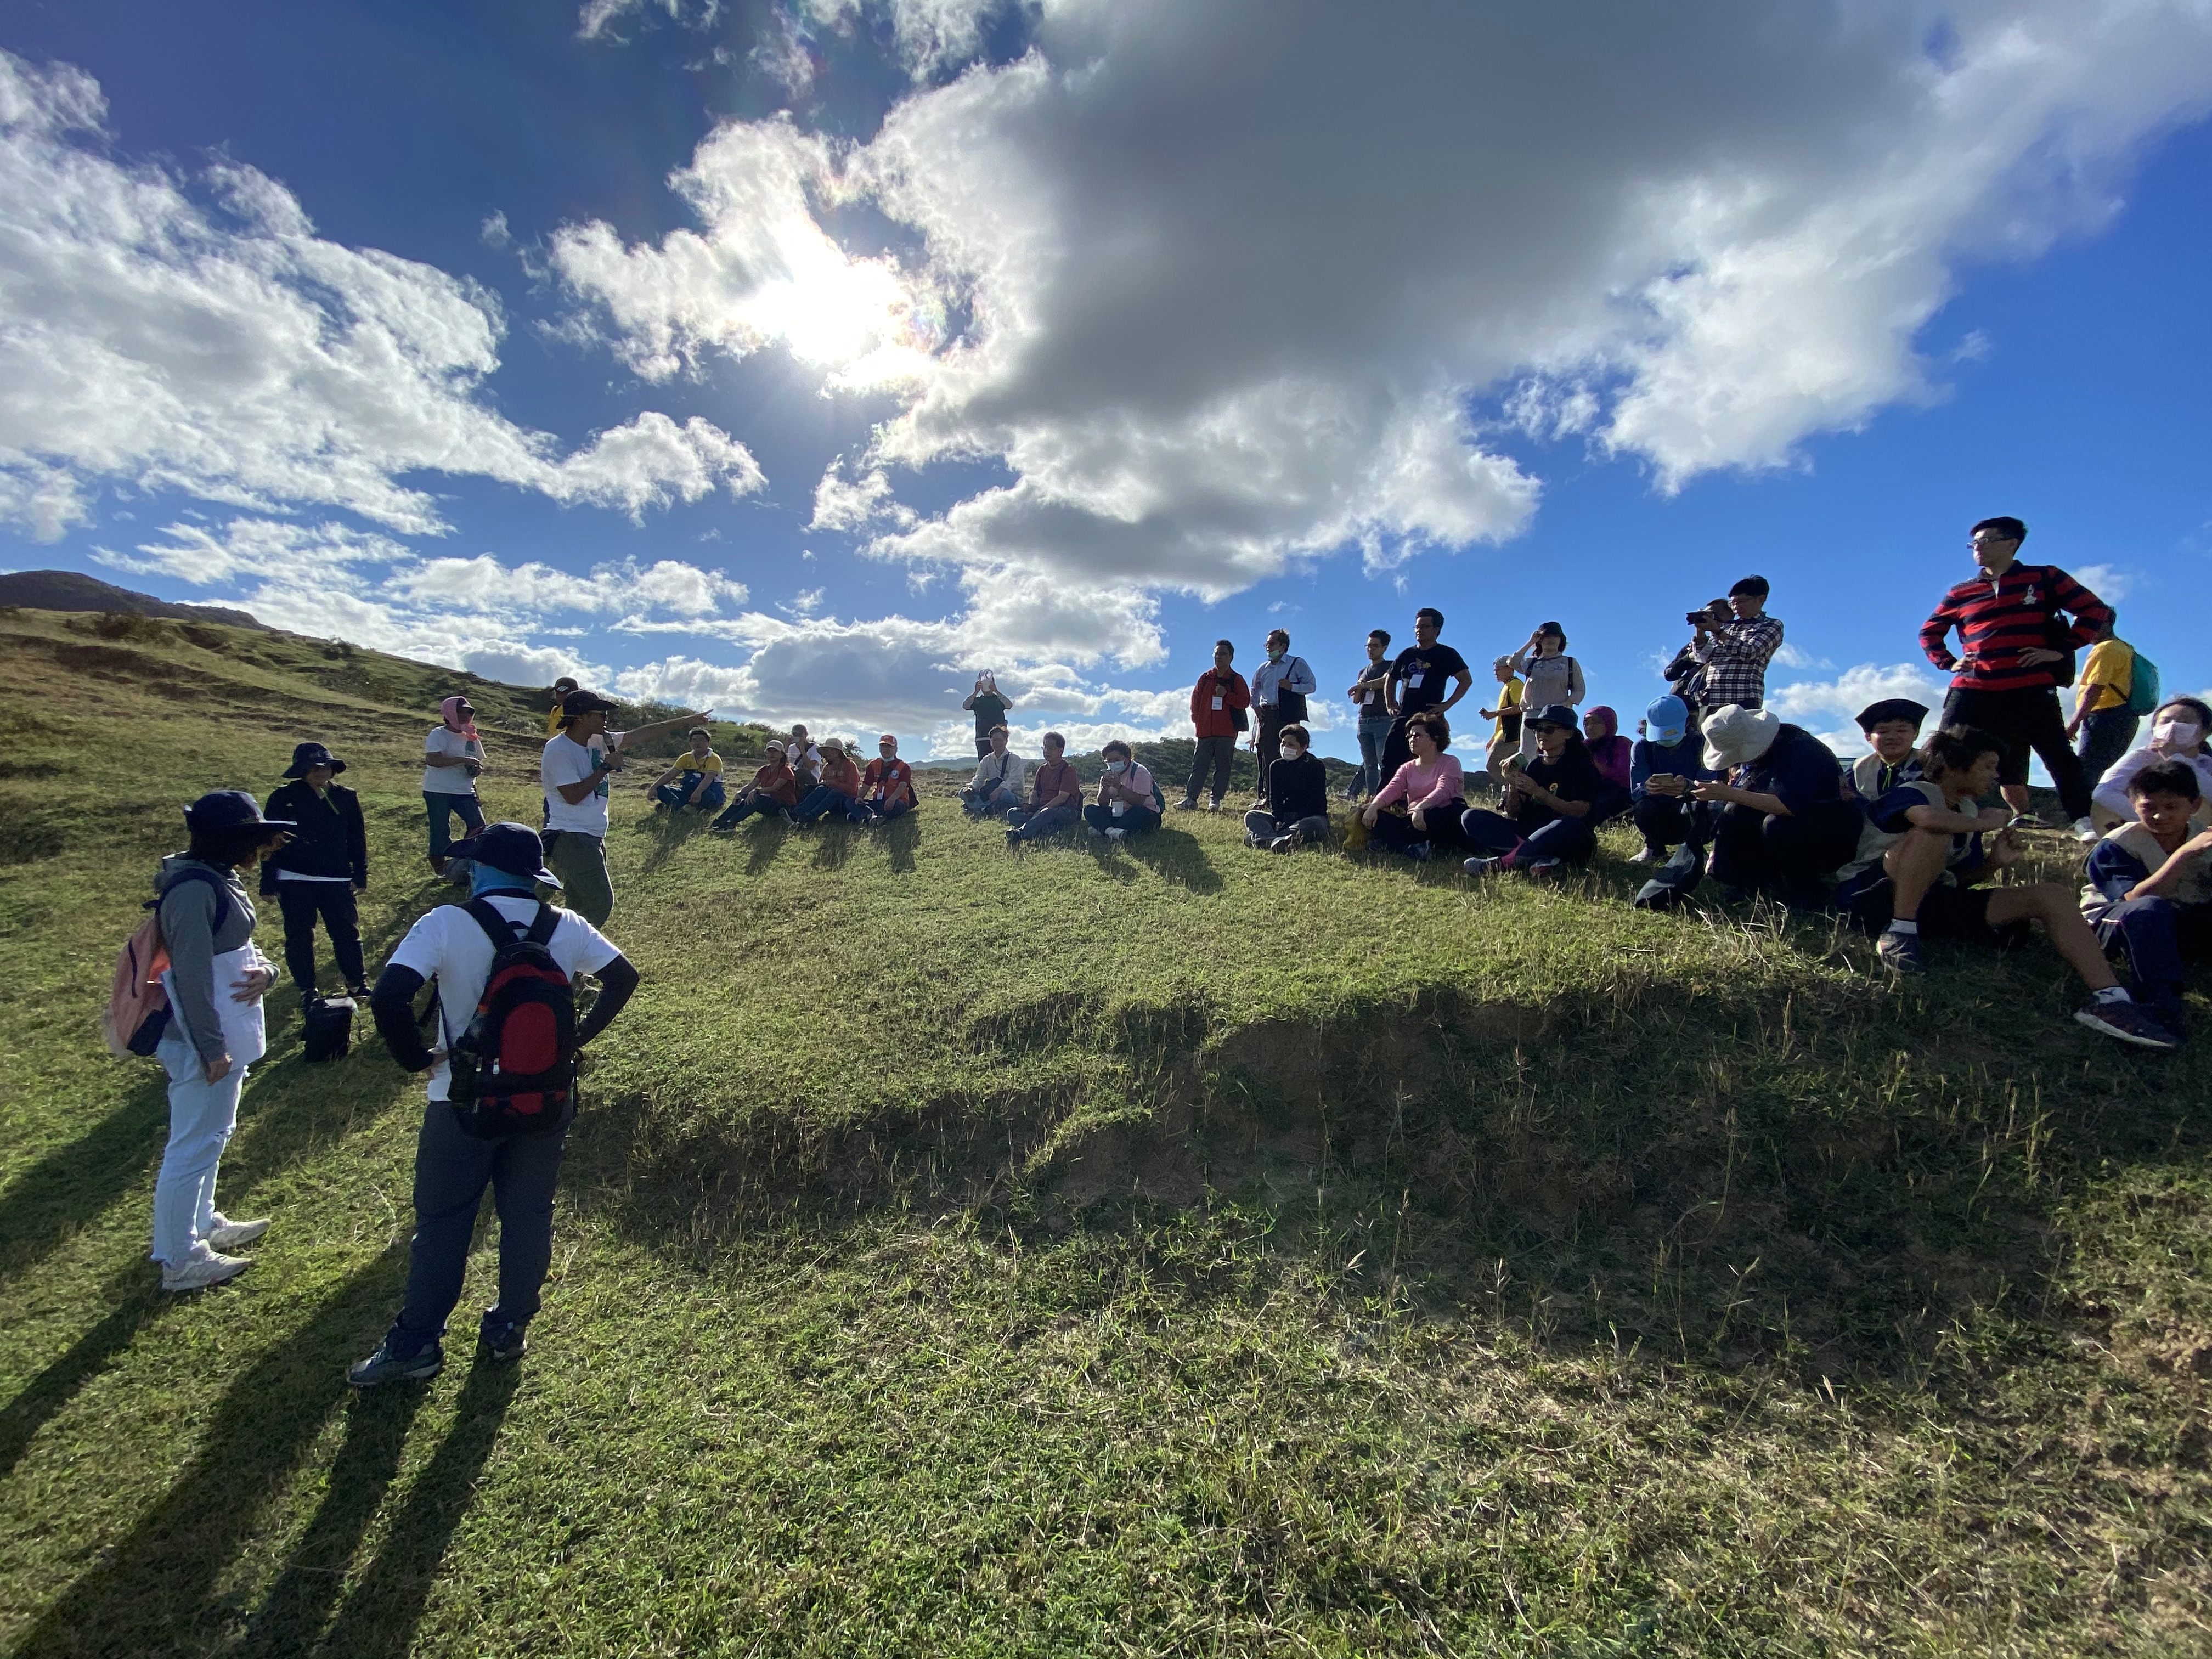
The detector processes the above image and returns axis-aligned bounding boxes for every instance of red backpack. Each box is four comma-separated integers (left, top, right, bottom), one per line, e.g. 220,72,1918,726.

444,899,578,1138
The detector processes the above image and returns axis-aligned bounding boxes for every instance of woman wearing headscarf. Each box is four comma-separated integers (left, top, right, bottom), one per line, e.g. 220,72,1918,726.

962,672,1014,758
424,694,487,873
1583,706,1633,794
148,791,291,1291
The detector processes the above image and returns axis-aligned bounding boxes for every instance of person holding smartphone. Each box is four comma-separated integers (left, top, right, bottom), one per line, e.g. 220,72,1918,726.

1628,695,1715,864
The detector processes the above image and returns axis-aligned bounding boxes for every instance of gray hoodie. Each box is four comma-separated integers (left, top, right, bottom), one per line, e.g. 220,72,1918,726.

156,854,257,1066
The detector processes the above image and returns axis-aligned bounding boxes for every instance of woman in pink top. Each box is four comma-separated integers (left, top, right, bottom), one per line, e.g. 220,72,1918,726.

1361,710,1466,860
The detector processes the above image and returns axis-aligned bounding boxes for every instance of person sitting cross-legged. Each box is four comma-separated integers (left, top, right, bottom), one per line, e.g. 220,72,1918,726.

1362,709,1466,862
1460,704,1607,877
709,740,800,832
1084,741,1161,841
793,739,866,825
857,734,918,823
1245,723,1331,851
647,727,726,813
2082,759,2212,1042
962,726,1026,816
1833,726,2177,1050
1007,731,1084,845
1696,704,1864,910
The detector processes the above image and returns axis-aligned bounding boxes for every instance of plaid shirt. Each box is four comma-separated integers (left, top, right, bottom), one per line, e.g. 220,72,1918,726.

1692,614,1785,710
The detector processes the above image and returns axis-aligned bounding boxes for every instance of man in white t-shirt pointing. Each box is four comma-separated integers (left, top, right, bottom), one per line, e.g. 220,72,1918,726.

538,689,694,926
349,822,640,1386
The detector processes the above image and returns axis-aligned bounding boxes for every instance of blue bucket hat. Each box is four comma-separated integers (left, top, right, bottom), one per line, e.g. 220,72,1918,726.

1644,695,1689,747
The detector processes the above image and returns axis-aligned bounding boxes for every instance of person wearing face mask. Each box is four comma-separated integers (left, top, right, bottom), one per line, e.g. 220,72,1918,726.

1244,724,1331,851
2081,760,2212,1042
2090,698,2212,829
1460,706,1607,877
424,695,488,873
1084,741,1161,841
857,735,918,823
1248,629,1317,811
1628,694,1717,867
962,672,1014,758
1919,515,2111,838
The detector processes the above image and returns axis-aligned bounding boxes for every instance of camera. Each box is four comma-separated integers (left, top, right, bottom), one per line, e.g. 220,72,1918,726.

1686,610,1711,627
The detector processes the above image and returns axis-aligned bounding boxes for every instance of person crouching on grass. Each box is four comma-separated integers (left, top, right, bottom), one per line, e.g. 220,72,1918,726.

1085,741,1160,840
1832,725,2177,1051
1460,704,1607,877
1245,724,1330,851
2083,760,2212,1042
710,740,800,832
646,727,725,813
349,823,639,1386
857,734,918,823
149,791,290,1291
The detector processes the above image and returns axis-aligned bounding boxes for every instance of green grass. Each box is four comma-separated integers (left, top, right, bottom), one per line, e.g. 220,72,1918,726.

2,606,2210,1656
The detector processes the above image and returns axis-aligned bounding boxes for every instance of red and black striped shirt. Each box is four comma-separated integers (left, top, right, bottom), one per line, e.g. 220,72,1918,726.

1918,563,2111,693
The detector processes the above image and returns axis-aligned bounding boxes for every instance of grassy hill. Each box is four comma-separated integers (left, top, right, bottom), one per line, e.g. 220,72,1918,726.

1,605,2208,1657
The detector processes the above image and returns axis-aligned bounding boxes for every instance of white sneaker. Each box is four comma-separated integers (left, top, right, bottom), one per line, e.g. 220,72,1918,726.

161,1251,252,1293
207,1216,270,1250
1105,827,1127,842
1628,847,1659,865
2070,816,2099,843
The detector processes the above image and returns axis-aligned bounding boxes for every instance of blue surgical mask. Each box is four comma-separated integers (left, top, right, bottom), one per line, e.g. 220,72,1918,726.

1107,760,1128,775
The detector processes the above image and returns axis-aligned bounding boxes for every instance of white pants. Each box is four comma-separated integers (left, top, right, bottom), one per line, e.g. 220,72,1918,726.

150,1024,248,1265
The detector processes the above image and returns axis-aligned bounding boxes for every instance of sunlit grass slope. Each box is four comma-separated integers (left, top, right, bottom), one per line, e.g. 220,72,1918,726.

1,605,2208,1657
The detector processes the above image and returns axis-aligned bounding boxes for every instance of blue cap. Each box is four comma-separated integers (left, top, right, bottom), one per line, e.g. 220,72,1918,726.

184,789,294,832
469,822,562,889
1644,695,1689,747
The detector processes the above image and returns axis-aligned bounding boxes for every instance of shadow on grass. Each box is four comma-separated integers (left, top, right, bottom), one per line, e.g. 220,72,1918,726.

881,810,923,874
0,1269,170,1481
7,1244,409,1659
308,1357,521,1659
1113,825,1223,894
809,822,860,872
0,1075,169,1288
738,816,792,876
634,805,714,876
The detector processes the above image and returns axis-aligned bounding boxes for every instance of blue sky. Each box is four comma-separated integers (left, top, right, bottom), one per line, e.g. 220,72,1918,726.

2,0,2208,761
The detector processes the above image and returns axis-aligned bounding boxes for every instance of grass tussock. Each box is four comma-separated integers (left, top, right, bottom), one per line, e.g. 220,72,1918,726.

1,606,2209,1657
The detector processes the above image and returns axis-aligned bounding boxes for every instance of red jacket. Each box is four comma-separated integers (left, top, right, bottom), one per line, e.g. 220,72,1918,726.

860,757,916,808
1189,669,1252,739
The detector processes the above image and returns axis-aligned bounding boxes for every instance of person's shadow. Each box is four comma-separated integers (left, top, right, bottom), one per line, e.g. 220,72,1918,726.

881,810,923,874
0,1268,170,1483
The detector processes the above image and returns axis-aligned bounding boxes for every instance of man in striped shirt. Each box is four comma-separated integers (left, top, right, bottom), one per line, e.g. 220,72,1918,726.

1918,516,2110,837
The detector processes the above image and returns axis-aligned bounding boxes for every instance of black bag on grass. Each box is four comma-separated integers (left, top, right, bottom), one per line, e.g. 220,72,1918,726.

302,995,354,1063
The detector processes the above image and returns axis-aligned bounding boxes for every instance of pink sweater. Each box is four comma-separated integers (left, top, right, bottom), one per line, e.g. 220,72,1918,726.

1375,754,1465,811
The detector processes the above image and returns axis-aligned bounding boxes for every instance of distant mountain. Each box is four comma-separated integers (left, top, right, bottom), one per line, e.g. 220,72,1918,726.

0,569,267,630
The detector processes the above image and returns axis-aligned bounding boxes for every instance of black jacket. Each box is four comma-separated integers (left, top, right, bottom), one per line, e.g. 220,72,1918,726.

1267,752,1330,822
261,780,368,892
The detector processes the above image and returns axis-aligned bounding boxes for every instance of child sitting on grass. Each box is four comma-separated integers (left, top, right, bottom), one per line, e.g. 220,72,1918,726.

1835,725,2177,1050
2082,760,2212,1041
1846,697,1928,803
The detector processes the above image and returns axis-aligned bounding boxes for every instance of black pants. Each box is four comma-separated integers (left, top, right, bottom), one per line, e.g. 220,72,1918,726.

1254,709,1285,804
277,882,363,994
1707,802,1862,898
1184,735,1235,804
1633,794,1711,853
1942,685,2091,819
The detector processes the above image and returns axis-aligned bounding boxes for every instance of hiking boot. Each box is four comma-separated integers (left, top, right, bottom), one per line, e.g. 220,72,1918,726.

479,1320,529,1362
160,1251,252,1293
2074,998,2183,1052
206,1216,270,1251
347,1336,444,1389
1875,929,1923,974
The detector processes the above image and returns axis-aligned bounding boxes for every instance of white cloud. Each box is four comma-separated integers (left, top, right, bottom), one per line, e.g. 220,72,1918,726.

577,0,720,43
0,50,763,540
1769,661,1950,756
2073,562,2134,605
554,0,2212,665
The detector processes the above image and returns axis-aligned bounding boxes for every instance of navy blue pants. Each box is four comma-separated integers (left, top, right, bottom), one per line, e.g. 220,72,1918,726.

1083,803,1160,836
1460,806,1597,866
2096,898,2212,1012
390,1103,569,1355
793,785,865,825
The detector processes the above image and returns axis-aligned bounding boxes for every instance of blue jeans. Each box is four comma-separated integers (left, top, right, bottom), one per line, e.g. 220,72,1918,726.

1356,714,1393,797
425,791,485,860
2076,707,2140,792
860,797,913,822
389,1102,568,1354
712,793,787,829
793,785,864,825
1460,806,1597,866
1006,803,1079,842
1084,803,1160,836
656,774,725,811
151,1024,247,1265
2096,896,2212,1013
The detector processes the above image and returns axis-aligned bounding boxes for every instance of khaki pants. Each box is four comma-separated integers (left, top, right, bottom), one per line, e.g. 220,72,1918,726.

544,831,612,927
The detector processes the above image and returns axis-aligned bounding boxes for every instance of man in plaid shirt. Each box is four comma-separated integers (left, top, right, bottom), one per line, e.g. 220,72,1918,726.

1690,575,1784,711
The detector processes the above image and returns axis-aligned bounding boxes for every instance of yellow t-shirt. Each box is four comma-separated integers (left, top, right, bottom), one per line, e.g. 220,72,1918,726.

545,702,568,735
2079,640,2134,713
668,751,723,775
1493,678,1523,737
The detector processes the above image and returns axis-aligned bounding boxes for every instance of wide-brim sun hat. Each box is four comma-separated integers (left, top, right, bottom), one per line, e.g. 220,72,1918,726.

282,740,346,778
469,822,563,889
1701,704,1782,772
185,789,295,832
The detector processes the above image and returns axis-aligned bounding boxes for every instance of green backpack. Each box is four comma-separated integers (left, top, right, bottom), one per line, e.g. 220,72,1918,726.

2125,649,2162,718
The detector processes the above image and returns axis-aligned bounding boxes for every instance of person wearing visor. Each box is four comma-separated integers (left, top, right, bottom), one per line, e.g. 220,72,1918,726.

2090,697,2212,830
857,734,919,823
261,740,369,1003
351,823,640,1386
424,694,488,873
148,791,290,1291
1695,704,1865,909
1084,740,1160,841
1461,704,1607,877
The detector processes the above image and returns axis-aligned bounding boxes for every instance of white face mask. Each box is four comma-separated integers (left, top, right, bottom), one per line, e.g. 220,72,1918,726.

1107,760,1128,775
2154,718,2202,749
